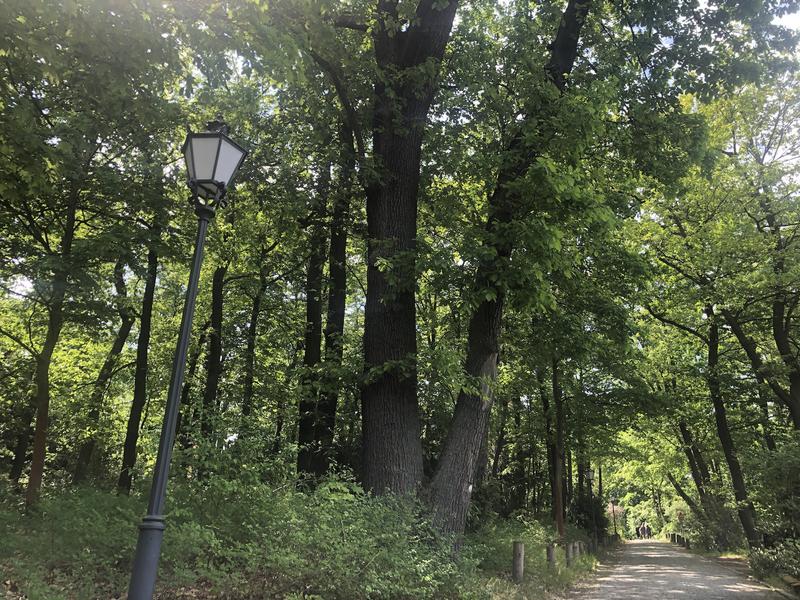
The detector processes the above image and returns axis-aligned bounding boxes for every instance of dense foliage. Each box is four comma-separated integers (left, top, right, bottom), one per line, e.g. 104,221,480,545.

1,0,799,597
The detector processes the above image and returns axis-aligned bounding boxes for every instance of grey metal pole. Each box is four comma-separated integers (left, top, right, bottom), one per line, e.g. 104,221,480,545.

128,203,215,600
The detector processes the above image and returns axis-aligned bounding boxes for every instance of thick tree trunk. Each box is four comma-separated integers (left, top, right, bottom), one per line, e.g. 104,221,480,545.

74,260,135,483
201,264,227,441
427,296,500,532
706,306,761,548
297,202,327,475
361,0,459,496
118,245,158,494
424,0,591,534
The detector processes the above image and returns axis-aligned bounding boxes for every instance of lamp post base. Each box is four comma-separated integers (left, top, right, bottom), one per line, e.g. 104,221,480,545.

128,516,166,599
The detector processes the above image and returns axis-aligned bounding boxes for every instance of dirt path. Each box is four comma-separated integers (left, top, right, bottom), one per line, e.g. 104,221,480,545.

569,539,781,599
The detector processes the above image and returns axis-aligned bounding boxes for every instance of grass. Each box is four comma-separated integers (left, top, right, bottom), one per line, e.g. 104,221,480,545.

0,479,603,599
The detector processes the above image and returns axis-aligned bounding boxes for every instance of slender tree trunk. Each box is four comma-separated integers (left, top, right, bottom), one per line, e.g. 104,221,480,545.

74,260,135,483
706,306,761,548
201,264,227,441
553,357,566,539
9,401,35,484
722,308,800,428
538,370,558,520
598,463,603,498
297,200,328,475
361,0,459,496
175,320,210,449
678,421,708,499
667,472,707,524
25,190,77,505
118,245,158,494
491,394,510,478
771,298,800,428
311,128,354,476
242,272,268,421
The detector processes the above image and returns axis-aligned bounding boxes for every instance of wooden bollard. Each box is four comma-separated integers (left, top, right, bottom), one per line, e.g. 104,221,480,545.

546,543,556,567
512,541,525,583
565,541,573,566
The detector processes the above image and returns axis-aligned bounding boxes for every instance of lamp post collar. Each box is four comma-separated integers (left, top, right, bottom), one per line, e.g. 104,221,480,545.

206,113,229,135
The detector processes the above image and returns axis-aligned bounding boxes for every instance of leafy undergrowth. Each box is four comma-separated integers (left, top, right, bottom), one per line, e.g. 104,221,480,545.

0,479,596,599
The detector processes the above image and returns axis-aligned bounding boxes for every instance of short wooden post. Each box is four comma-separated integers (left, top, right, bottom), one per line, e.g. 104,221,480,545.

565,541,573,566
513,541,525,583
546,543,556,567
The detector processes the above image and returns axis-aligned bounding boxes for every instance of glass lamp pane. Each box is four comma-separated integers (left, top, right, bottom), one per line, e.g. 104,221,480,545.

213,137,247,187
183,138,195,180
191,135,221,181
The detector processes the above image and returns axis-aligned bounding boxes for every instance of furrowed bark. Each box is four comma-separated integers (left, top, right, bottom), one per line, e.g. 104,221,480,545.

361,0,459,495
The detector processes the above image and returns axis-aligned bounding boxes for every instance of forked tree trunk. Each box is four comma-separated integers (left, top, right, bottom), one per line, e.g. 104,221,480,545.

361,0,459,495
118,244,158,494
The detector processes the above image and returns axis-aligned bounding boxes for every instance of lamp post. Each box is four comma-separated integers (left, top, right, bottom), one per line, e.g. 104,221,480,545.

127,116,247,600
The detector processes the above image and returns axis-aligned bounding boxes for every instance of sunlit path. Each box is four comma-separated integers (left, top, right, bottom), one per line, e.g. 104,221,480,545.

571,540,780,600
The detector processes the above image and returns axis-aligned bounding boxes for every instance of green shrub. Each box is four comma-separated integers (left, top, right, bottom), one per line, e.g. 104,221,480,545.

750,540,800,580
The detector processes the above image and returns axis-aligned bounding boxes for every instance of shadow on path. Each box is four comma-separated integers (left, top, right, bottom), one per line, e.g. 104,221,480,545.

570,540,779,600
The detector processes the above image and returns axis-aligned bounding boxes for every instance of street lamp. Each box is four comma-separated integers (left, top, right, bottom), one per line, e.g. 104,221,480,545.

127,116,247,600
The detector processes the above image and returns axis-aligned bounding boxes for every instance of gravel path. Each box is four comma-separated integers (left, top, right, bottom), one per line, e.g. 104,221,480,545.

571,540,781,600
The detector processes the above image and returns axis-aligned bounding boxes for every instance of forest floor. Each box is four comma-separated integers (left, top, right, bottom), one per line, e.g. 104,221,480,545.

564,540,783,600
